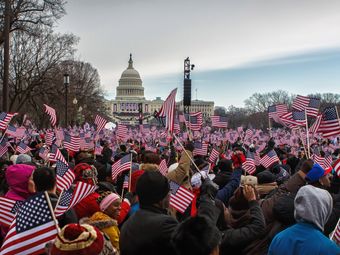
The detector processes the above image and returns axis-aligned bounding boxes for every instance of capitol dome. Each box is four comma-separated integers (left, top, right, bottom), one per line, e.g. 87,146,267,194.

116,54,144,99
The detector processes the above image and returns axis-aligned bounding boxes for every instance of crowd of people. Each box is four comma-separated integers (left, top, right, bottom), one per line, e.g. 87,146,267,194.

0,125,339,255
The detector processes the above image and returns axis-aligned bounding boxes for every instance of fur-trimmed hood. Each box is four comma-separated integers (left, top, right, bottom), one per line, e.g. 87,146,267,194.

80,212,118,230
140,163,159,172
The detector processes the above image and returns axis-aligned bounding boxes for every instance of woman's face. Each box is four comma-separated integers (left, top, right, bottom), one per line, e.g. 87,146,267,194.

105,199,122,219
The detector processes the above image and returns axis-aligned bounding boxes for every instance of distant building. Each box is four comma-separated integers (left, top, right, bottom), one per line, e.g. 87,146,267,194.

110,54,214,124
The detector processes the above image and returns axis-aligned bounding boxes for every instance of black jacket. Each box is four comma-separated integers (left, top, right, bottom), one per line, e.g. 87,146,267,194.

120,205,178,255
220,201,266,254
213,171,232,189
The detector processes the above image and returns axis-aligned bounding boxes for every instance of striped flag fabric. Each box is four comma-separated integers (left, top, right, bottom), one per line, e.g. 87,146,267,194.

169,181,194,214
208,148,219,163
48,144,58,162
292,96,321,117
279,112,302,128
211,115,228,128
292,95,310,111
5,125,26,138
317,106,340,138
193,141,208,156
123,175,129,189
309,114,322,134
112,154,132,181
331,219,340,244
185,112,203,131
117,124,128,140
268,104,288,119
38,147,49,160
43,104,57,127
94,143,103,155
63,134,80,152
0,137,9,158
94,115,107,132
155,88,177,133
0,192,58,255
292,110,306,125
45,130,55,146
159,159,168,176
16,141,31,154
260,150,279,168
333,158,340,177
54,181,96,217
55,149,75,192
0,112,17,130
242,151,256,175
0,197,22,228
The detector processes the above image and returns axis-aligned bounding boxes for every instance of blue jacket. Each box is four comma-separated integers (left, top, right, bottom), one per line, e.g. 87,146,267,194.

269,222,340,255
215,168,242,204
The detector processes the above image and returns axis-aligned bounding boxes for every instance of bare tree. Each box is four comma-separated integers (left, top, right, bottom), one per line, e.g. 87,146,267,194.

0,0,66,45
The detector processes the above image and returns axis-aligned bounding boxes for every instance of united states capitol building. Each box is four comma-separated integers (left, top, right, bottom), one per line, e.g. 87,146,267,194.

109,54,214,124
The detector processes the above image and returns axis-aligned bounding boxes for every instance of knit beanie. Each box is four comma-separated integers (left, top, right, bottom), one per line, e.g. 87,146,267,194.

51,224,104,255
136,171,169,206
257,170,276,184
305,163,325,183
130,170,145,193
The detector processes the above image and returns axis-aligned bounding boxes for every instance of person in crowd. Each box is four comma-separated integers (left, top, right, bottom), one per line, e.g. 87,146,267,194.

33,167,78,228
268,185,340,255
213,159,233,189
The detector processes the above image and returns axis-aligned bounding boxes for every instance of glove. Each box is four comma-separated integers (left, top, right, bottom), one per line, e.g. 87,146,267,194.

231,153,246,168
200,177,219,200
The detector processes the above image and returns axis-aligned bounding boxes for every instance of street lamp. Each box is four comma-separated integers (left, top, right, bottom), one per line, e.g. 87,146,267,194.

64,74,70,126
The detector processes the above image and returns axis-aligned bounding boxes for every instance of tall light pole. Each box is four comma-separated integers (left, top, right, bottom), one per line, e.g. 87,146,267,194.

64,74,70,126
183,57,195,114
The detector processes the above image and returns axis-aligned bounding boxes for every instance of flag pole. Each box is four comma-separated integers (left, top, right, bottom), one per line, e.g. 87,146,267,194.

121,181,125,199
298,128,308,158
268,117,272,138
128,155,132,193
305,109,311,158
44,191,60,233
173,133,202,174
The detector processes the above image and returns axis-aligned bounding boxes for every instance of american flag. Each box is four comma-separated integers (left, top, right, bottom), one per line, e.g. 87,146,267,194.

0,112,17,130
94,143,103,155
242,151,256,175
117,124,128,140
112,154,132,181
94,115,107,132
5,125,26,138
38,147,49,160
193,141,208,156
317,106,340,138
155,88,177,133
159,159,168,176
123,175,129,189
185,112,203,131
279,112,300,128
292,95,310,111
16,141,31,154
292,110,306,125
63,134,80,152
309,114,322,134
208,148,219,163
55,149,75,192
333,158,340,177
169,181,194,214
0,197,23,228
268,104,288,119
173,117,181,134
306,97,321,117
211,115,228,128
260,150,279,168
0,192,58,255
245,129,253,139
48,144,58,162
45,130,55,146
43,104,57,127
0,137,9,157
54,181,96,217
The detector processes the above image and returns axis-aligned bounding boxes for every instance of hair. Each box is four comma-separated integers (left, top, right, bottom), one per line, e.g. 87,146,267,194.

33,167,56,192
143,152,160,164
300,159,314,174
171,216,221,255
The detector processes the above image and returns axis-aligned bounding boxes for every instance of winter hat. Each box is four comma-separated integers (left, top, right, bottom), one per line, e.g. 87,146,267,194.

98,192,120,212
130,170,144,193
136,171,169,206
229,187,249,211
257,171,276,184
217,159,233,172
305,163,325,183
241,175,258,186
191,171,208,188
51,224,104,255
73,163,98,185
5,164,35,198
9,155,18,165
16,154,32,164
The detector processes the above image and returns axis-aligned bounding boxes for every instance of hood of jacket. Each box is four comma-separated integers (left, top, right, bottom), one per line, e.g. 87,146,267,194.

5,164,35,201
294,185,333,231
81,211,118,230
140,163,159,171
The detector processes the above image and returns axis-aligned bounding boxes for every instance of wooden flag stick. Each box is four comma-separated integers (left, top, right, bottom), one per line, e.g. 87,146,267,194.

45,191,61,233
304,109,311,158
128,155,132,192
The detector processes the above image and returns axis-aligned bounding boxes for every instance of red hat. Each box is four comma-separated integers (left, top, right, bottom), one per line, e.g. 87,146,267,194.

130,170,145,193
73,163,98,185
51,224,104,255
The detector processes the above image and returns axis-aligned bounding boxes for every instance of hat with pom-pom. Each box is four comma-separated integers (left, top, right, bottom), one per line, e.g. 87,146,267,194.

50,224,104,255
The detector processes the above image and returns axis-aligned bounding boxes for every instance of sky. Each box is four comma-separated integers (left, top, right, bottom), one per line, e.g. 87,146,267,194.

55,0,340,108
